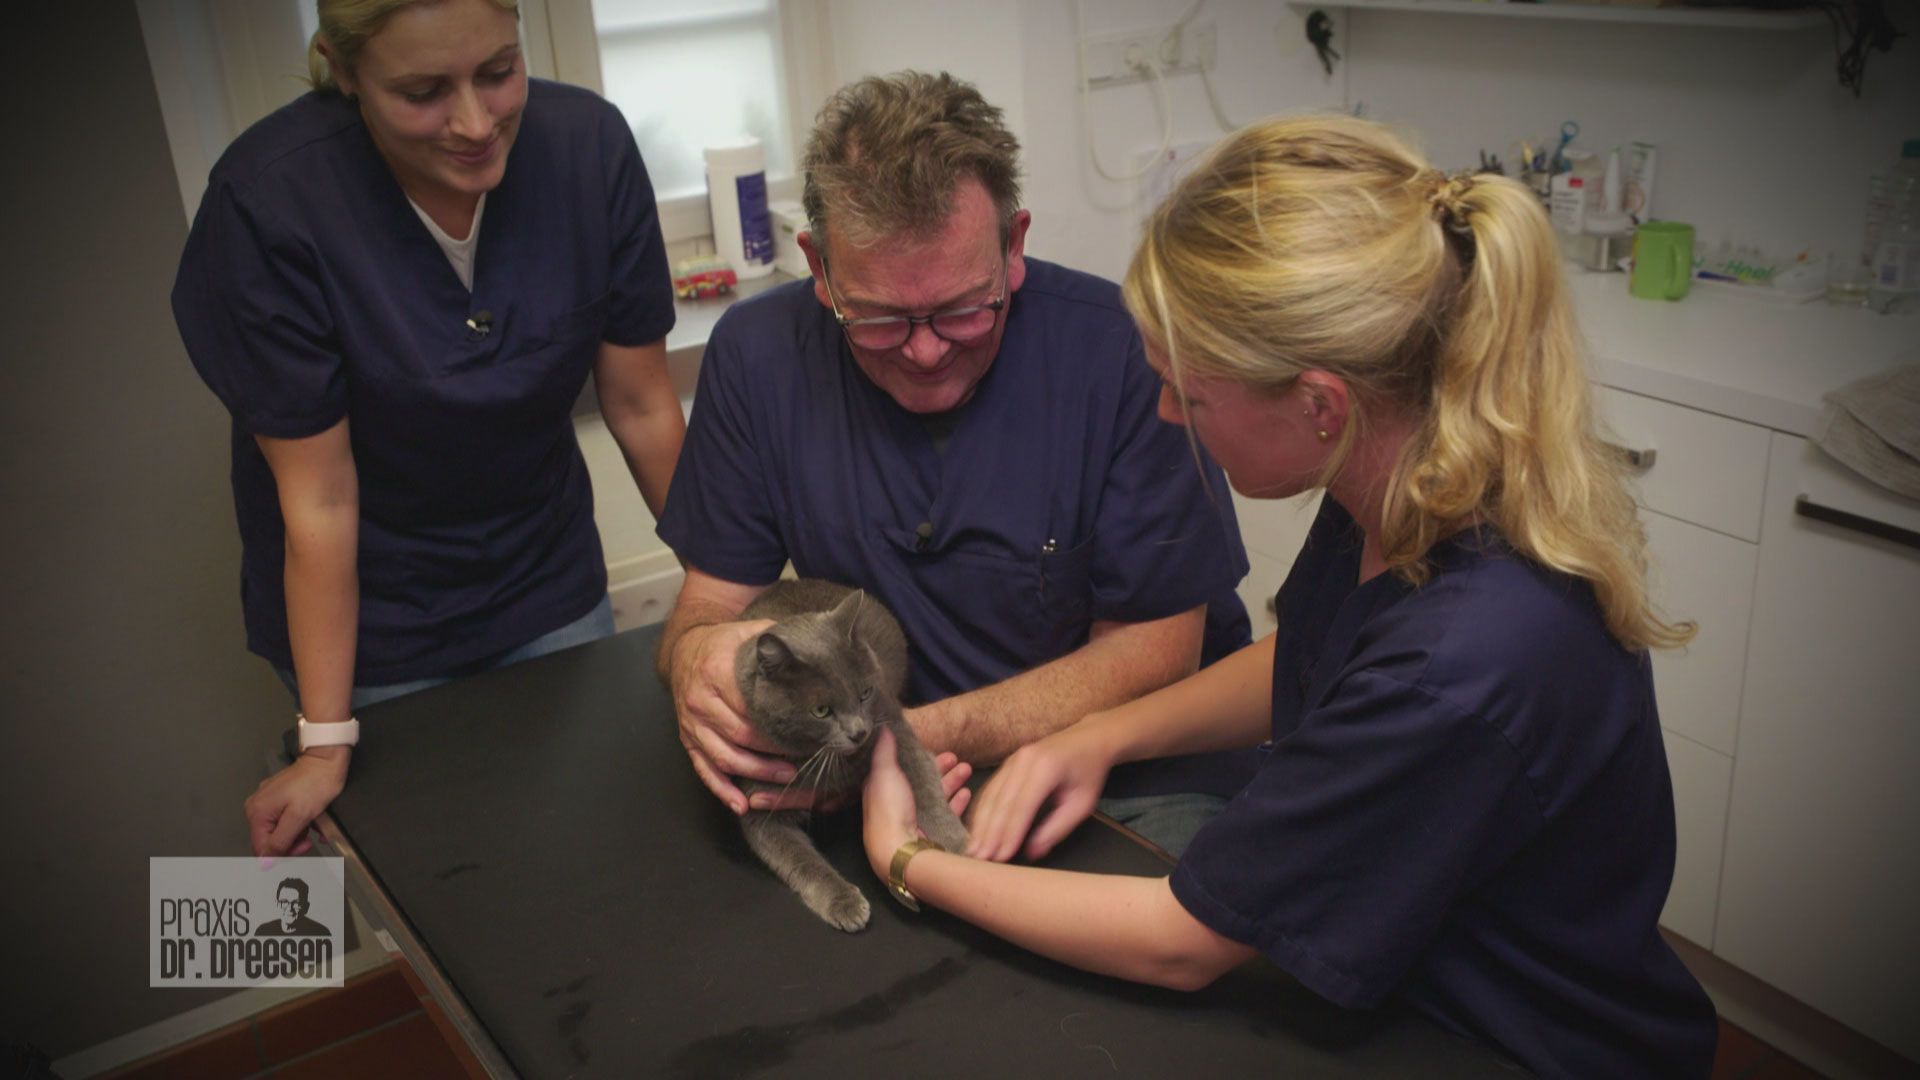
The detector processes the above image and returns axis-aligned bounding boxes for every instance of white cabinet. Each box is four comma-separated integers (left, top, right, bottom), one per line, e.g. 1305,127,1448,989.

1713,433,1920,1063
1596,386,1771,544
1595,386,1768,948
1642,510,1760,758
1660,729,1733,948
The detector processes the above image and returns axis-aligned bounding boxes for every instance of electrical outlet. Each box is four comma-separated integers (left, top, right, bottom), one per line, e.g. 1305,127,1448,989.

1082,20,1215,89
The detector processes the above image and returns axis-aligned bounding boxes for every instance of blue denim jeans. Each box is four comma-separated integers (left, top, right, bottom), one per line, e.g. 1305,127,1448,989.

1096,792,1230,859
274,595,616,710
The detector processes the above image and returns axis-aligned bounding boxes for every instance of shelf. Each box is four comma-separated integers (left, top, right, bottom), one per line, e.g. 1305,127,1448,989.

1290,0,1827,30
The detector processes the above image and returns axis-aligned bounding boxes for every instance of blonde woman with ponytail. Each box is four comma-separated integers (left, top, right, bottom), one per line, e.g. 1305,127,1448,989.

173,0,684,859
863,115,1717,1076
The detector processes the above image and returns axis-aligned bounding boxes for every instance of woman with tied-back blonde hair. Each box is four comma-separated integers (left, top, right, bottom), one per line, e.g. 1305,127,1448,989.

174,0,684,859
862,114,1717,1076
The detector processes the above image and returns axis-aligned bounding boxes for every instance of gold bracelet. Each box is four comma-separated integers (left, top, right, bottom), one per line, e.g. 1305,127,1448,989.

886,837,944,911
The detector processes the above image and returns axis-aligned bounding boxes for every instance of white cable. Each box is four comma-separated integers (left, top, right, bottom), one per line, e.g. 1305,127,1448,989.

1088,59,1173,182
1198,58,1239,132
1074,0,1175,184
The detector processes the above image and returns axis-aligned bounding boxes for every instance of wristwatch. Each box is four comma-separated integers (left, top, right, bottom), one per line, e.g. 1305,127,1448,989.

886,837,944,911
297,714,360,751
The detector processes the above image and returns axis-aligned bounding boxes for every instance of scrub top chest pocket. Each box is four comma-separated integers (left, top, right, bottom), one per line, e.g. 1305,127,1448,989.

868,522,1098,692
347,291,608,523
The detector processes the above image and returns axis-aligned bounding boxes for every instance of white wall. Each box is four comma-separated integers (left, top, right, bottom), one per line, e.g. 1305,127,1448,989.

1016,0,1345,280
823,0,1346,280
827,1,1917,280
826,0,1029,145
1344,11,1920,263
138,0,310,221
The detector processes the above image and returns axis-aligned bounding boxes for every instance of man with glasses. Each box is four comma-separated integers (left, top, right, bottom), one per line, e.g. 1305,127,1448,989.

253,878,329,937
655,72,1253,855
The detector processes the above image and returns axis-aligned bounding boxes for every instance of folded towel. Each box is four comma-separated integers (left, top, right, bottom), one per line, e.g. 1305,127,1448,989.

1817,364,1920,501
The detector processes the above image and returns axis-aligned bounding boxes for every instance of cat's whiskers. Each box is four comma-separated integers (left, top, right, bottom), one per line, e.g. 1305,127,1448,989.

767,744,833,810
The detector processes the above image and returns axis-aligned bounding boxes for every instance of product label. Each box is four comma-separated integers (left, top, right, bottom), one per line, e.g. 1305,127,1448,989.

1549,175,1586,234
735,172,773,266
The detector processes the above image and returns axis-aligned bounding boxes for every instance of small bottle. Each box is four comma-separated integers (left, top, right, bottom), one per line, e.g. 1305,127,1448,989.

1582,147,1634,272
1826,171,1883,307
1869,140,1920,314
1551,150,1603,261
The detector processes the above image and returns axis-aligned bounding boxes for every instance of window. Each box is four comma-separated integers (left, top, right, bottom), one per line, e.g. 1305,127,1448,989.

141,0,826,241
535,0,828,246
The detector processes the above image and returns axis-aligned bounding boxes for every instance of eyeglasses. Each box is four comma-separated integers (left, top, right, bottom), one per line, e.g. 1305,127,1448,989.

821,257,1007,351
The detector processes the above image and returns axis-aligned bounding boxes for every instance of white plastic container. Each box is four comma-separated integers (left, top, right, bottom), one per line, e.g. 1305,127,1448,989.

704,137,775,280
1869,139,1920,314
768,200,810,279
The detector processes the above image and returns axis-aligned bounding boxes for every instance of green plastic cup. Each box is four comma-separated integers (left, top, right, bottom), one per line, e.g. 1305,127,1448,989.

1630,221,1694,301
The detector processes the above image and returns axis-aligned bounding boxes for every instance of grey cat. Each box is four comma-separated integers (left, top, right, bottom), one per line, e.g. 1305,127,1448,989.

735,579,969,932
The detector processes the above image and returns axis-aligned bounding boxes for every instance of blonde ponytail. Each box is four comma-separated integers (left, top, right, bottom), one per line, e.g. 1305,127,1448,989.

1125,114,1693,653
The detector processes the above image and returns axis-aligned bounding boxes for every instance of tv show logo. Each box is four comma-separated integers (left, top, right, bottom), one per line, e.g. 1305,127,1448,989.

151,858,345,988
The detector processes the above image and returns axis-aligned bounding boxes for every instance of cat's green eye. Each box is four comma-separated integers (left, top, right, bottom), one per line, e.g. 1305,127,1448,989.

811,704,832,718
859,686,874,702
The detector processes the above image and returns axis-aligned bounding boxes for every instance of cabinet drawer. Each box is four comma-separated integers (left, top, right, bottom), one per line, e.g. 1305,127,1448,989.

1595,387,1771,541
1715,434,1920,1062
1659,730,1731,950
1644,511,1757,756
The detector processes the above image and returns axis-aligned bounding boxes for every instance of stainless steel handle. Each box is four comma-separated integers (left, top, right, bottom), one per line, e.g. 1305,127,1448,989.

1795,495,1920,553
1605,442,1657,472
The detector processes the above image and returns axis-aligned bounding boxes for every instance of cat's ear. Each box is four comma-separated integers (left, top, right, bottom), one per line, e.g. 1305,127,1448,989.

755,632,794,675
828,590,866,641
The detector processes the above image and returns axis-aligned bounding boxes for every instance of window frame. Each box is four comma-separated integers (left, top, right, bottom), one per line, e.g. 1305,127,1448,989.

526,0,830,245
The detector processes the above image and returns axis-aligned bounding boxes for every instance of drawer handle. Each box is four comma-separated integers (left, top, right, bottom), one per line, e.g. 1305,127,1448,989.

1605,442,1657,472
1794,495,1920,552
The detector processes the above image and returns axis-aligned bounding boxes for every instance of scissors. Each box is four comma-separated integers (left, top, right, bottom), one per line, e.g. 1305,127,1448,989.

1550,120,1579,174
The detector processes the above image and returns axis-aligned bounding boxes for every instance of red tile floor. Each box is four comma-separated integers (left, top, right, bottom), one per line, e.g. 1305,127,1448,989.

100,961,477,1080
98,955,1825,1079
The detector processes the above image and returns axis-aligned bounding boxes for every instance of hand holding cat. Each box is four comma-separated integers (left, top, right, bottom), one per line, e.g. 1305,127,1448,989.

964,722,1114,863
669,618,790,814
862,728,975,876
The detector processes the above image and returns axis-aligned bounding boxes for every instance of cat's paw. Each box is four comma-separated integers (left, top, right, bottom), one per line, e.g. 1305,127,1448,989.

806,884,871,932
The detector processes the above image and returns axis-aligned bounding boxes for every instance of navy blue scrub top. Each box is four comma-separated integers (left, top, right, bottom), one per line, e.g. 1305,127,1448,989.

1171,499,1717,1077
657,260,1256,795
173,80,674,683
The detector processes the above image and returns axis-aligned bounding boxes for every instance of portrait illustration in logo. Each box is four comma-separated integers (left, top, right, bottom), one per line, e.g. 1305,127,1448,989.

253,877,331,937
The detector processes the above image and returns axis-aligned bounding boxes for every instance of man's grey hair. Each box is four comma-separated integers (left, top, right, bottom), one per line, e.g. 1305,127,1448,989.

801,70,1023,250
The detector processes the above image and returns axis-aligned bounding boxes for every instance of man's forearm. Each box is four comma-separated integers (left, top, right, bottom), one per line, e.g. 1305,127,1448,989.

909,607,1205,764
655,596,745,685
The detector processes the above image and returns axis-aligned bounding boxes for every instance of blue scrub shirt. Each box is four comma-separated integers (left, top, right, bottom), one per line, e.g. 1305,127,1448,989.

1172,498,1717,1077
658,260,1256,796
173,80,675,683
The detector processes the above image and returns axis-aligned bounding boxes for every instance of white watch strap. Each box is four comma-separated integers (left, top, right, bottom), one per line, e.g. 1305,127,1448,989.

297,715,360,750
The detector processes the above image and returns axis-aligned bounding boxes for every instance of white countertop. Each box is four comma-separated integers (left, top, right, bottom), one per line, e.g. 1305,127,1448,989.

1567,269,1919,438
662,271,800,397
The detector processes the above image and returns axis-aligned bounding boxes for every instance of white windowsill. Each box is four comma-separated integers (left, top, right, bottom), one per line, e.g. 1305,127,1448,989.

662,269,804,395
